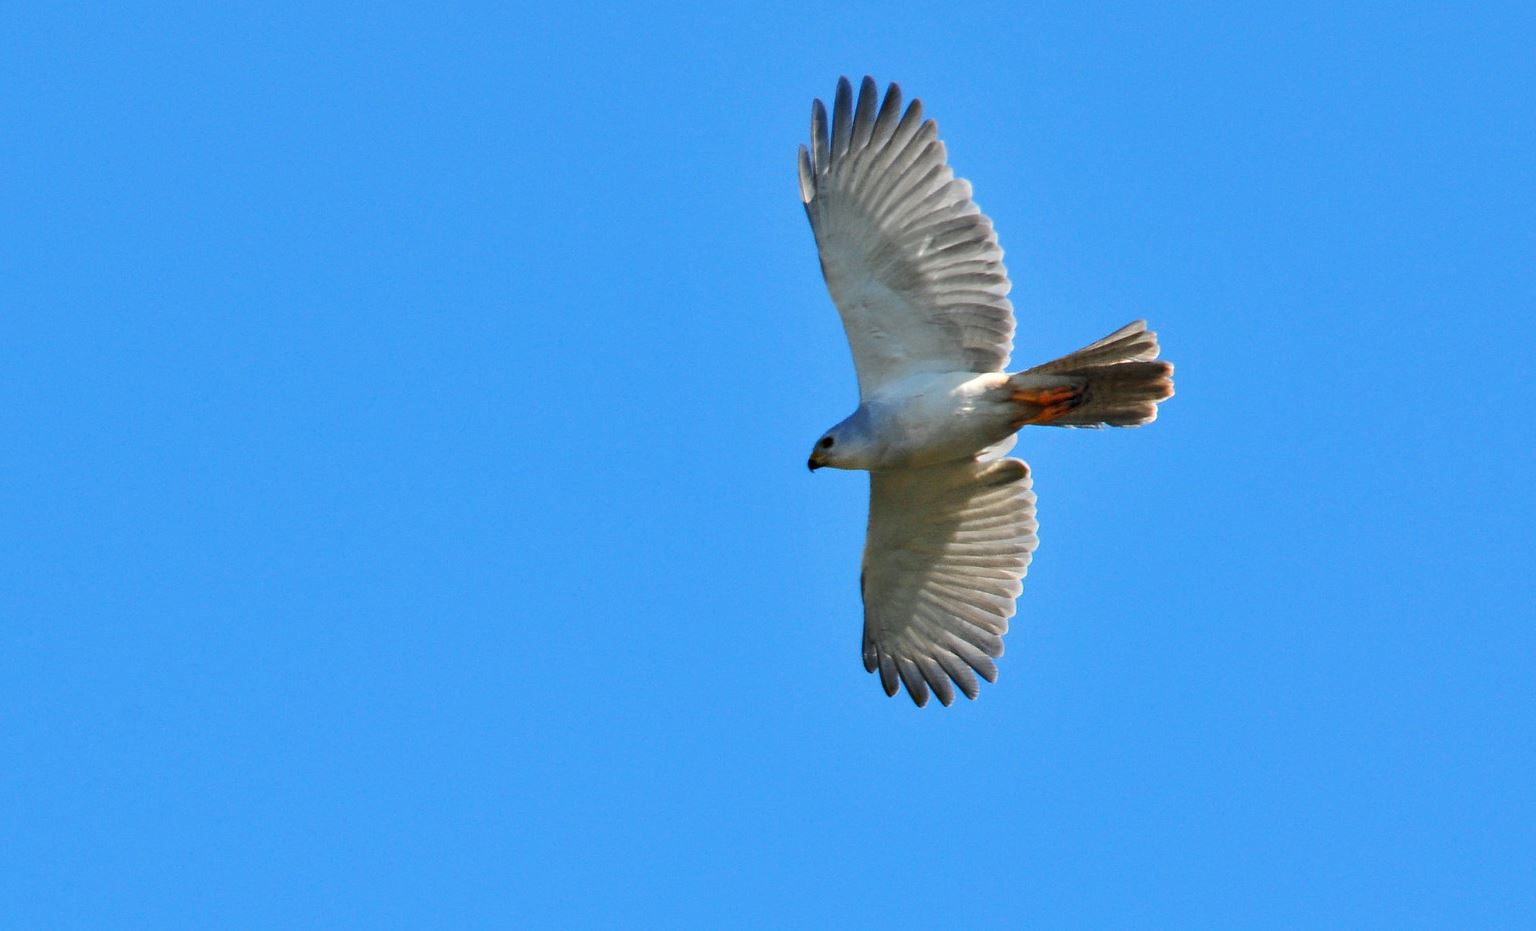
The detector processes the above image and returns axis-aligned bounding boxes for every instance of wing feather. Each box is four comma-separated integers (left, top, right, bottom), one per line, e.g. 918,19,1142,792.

860,456,1038,706
801,76,1015,397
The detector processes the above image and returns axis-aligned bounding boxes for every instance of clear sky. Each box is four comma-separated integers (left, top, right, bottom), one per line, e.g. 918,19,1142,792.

4,1,1533,927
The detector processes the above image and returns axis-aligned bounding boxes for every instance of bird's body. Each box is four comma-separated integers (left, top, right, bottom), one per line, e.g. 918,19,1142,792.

820,370,1013,471
800,77,1174,706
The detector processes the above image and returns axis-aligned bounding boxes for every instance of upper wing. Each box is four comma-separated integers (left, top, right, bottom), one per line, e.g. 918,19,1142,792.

861,456,1038,707
799,76,1015,399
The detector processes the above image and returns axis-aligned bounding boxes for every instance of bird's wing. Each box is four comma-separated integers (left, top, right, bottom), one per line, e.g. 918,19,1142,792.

799,76,1015,399
861,456,1038,706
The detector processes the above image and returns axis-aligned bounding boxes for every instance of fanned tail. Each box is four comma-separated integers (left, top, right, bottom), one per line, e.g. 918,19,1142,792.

1009,320,1174,427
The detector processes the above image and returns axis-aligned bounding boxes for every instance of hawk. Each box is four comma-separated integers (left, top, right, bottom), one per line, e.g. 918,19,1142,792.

800,77,1174,706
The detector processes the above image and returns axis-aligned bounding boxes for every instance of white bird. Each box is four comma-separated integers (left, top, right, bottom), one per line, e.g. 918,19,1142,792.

800,77,1174,707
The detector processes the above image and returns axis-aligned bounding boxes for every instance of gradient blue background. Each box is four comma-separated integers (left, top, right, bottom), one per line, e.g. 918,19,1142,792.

4,2,1532,926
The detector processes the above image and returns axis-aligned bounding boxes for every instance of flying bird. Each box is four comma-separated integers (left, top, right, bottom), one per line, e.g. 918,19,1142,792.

799,76,1174,707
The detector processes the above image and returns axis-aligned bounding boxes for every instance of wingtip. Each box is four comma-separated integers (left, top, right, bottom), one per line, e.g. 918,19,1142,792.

809,97,829,172
831,76,854,158
796,144,814,203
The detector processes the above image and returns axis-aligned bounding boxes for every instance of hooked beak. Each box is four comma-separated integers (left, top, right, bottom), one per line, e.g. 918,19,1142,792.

807,455,822,472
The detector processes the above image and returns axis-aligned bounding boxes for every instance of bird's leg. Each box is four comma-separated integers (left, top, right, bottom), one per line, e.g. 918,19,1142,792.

1010,385,1084,427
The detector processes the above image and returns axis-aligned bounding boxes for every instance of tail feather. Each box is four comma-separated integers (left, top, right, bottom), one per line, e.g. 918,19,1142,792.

1026,319,1160,373
1013,320,1174,427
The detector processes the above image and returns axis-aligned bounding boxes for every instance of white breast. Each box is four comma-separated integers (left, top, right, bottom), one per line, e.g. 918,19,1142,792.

865,371,1013,468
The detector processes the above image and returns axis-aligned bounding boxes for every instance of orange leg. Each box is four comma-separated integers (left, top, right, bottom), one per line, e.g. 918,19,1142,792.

1011,385,1084,427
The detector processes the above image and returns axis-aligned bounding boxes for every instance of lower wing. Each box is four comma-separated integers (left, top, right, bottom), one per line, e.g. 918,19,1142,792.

861,456,1038,706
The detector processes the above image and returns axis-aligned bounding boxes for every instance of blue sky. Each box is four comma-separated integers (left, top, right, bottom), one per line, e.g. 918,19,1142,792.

3,1,1533,926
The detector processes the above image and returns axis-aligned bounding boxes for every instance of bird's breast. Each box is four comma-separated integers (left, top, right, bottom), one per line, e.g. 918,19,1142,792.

866,372,1014,469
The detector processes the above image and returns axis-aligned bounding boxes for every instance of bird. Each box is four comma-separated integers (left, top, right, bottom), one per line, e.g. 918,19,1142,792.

799,76,1174,707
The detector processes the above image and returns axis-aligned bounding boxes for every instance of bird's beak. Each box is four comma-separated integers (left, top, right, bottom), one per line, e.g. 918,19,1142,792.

807,455,822,472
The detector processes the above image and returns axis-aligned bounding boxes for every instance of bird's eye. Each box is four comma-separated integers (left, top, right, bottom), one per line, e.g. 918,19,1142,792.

819,436,835,449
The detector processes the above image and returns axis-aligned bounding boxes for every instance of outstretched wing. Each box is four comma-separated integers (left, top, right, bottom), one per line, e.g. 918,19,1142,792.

799,76,1015,399
861,456,1038,707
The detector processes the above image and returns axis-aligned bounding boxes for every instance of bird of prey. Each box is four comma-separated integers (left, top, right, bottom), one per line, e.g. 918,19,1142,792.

800,76,1174,707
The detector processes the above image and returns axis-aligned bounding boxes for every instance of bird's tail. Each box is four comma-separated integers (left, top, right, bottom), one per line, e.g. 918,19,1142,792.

1007,320,1174,427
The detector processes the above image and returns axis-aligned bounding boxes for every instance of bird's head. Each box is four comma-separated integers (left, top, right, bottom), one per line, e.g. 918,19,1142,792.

807,411,875,471
806,432,839,471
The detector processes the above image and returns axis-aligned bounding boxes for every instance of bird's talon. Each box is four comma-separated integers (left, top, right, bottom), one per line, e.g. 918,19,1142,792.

1011,386,1081,407
1011,385,1085,426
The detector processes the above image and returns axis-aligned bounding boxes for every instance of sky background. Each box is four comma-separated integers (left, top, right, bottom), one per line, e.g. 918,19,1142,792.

3,1,1533,926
